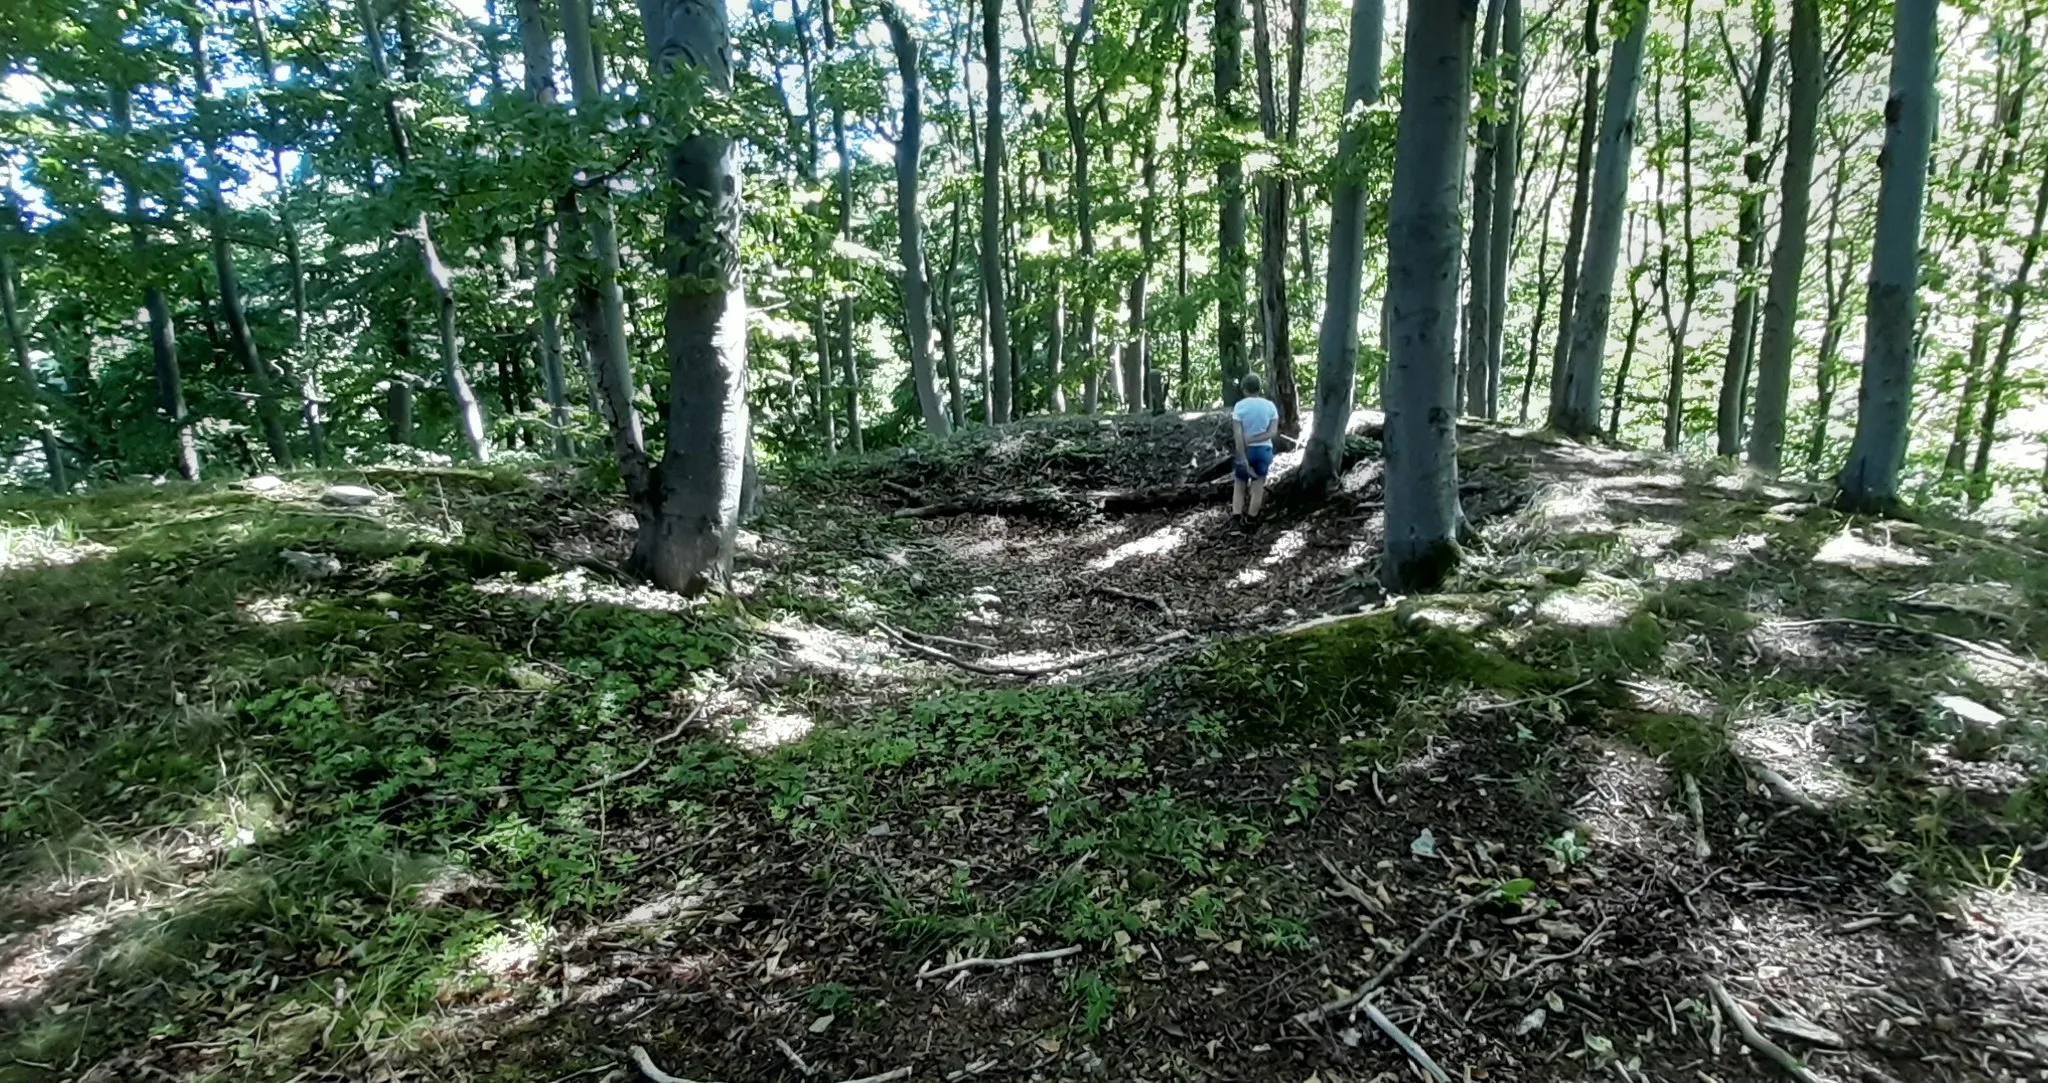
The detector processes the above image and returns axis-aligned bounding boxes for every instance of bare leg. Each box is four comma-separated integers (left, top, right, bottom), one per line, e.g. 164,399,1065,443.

1248,479,1268,518
1233,479,1249,515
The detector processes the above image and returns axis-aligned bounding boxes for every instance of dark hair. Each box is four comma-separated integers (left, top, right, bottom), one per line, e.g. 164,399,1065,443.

1241,373,1264,396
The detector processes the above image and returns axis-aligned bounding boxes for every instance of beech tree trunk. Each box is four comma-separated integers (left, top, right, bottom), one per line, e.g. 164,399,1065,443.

1552,0,1649,439
356,0,489,462
1382,0,1476,593
631,0,750,591
1967,153,2048,505
1651,0,1698,452
1251,0,1298,432
1124,70,1166,413
111,85,200,481
1547,0,1600,420
1746,0,1821,472
1060,0,1099,416
1,241,64,490
882,2,951,437
1715,22,1777,457
1835,0,1937,514
516,0,574,457
980,0,1014,423
1481,0,1521,420
1805,155,1855,470
249,0,323,465
1215,0,1251,403
1299,0,1384,491
1460,0,1505,417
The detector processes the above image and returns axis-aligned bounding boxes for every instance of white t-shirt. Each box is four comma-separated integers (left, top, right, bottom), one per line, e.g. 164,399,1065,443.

1233,396,1279,448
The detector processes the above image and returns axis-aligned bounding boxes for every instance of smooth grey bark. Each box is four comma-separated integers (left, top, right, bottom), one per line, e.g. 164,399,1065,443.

1516,121,1569,423
1460,0,1505,417
1746,0,1822,472
796,0,839,450
1060,0,1099,415
879,2,951,437
1480,0,1521,419
1551,0,1649,438
1546,0,1600,419
820,0,863,448
1215,0,1251,403
561,0,648,477
1299,0,1384,491
189,18,294,469
1714,19,1776,457
1607,261,1649,435
1382,0,1476,593
515,0,573,457
1,242,64,490
939,189,968,427
249,0,323,464
111,84,200,481
1251,0,1298,431
980,0,1014,422
1835,0,1937,514
1805,154,1855,470
1173,24,1193,409
1968,152,2048,505
631,0,749,590
1650,0,1698,452
356,0,490,462
1123,69,1166,413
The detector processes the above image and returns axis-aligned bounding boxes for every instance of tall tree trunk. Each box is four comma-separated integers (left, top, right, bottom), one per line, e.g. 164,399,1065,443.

797,0,839,450
1460,0,1505,417
1967,154,2048,505
356,0,490,462
980,0,1014,423
1547,0,1601,421
249,0,322,464
1174,25,1193,410
1125,70,1166,414
631,0,749,590
1060,0,1099,416
1382,0,1476,593
822,0,863,449
189,17,294,469
0,243,64,490
1835,0,1937,514
1746,0,1821,471
1651,0,1698,452
1481,0,1521,420
1215,0,1251,403
939,192,967,427
1805,155,1854,470
515,0,574,457
1299,0,1384,491
1715,20,1777,457
1552,0,1649,439
1608,266,1649,436
881,2,951,437
1251,0,1298,432
111,84,200,481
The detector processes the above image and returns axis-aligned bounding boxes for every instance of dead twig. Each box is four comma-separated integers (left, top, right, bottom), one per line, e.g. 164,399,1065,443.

878,622,1190,678
1088,583,1175,617
774,1039,814,1076
1469,678,1598,714
1360,996,1452,1083
893,625,999,652
1745,761,1822,812
1295,887,1496,1025
1504,914,1613,982
575,699,710,794
917,944,1082,980
632,1046,908,1083
1704,979,1817,1083
1683,774,1713,860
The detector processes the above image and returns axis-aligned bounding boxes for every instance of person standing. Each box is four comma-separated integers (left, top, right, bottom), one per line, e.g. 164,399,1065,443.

1231,374,1280,531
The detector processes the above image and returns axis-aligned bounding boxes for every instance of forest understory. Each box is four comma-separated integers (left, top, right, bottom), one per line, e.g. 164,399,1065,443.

2,413,2047,1083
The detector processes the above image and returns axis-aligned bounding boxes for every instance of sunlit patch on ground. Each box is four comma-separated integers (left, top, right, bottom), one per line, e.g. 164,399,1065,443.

0,900,146,1011
239,592,303,624
732,705,816,752
0,522,113,571
764,619,890,678
1729,704,1863,805
1260,526,1309,567
1089,523,1187,571
474,567,693,612
1620,675,1715,717
1534,580,1637,627
1813,528,1932,570
1569,738,1673,854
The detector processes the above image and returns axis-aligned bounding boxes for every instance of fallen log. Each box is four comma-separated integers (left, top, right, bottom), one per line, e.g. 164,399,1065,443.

891,493,1080,520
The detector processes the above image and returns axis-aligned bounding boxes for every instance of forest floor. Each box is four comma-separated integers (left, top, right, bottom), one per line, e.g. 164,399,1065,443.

2,414,2047,1083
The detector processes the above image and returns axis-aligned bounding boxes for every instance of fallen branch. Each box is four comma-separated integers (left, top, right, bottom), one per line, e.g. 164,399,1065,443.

1894,595,2015,626
878,622,1190,679
891,493,1077,520
575,699,710,794
917,944,1082,980
1469,678,1598,714
774,1038,813,1076
893,625,999,653
1705,979,1817,1083
1745,761,1822,812
880,479,922,501
1683,774,1713,861
1295,887,1496,1025
1768,617,2048,677
630,1046,909,1083
1088,583,1174,616
1094,481,1230,514
1503,914,1613,982
1360,996,1451,1083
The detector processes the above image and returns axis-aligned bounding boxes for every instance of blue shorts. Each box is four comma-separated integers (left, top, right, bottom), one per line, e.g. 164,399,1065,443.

1235,444,1275,481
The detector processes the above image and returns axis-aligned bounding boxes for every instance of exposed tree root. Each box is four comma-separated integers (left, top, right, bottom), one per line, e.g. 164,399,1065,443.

877,622,1190,678
1706,979,1819,1083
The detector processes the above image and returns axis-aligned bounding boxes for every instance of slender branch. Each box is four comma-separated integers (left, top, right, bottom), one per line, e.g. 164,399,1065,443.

916,944,1082,979
1360,997,1451,1083
1705,979,1818,1083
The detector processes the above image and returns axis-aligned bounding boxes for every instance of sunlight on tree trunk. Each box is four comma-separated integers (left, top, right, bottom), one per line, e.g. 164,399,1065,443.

882,2,951,438
1746,0,1821,473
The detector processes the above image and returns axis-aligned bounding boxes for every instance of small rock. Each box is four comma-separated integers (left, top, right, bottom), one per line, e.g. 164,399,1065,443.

280,550,342,579
969,592,1002,608
245,474,287,493
1516,1008,1547,1035
321,484,380,507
